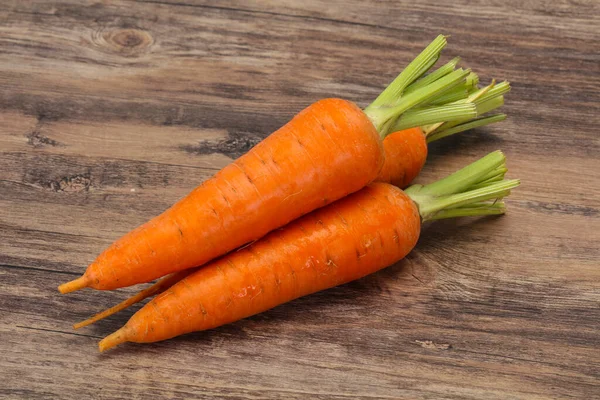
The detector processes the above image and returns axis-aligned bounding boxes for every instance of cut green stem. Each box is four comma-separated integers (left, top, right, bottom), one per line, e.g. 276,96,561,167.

421,179,518,214
421,72,479,106
403,57,460,95
475,81,511,104
426,114,506,143
366,68,471,136
407,150,505,197
470,174,507,190
362,35,509,142
426,201,506,220
421,79,509,142
419,80,496,138
426,86,469,106
392,103,476,132
405,151,520,221
476,96,505,115
478,165,508,182
368,35,447,109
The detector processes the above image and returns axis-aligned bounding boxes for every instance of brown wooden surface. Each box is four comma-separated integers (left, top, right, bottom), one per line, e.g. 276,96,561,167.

1,1,599,399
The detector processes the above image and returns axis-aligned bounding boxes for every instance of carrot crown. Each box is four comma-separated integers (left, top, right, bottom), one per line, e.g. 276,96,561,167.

405,151,520,221
363,35,510,140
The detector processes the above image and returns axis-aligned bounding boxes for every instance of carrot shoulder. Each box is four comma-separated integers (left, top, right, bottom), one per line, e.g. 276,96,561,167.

99,151,519,351
60,35,478,293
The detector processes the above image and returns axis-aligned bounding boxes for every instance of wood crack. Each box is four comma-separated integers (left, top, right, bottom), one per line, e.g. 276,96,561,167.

0,263,80,276
131,0,405,33
15,325,103,339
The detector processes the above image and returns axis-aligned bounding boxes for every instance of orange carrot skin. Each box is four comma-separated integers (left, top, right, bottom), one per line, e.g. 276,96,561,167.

376,127,428,188
84,99,384,290
117,183,420,344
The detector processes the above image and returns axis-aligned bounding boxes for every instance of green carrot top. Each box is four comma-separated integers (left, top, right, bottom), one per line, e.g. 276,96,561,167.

364,35,510,140
405,150,520,221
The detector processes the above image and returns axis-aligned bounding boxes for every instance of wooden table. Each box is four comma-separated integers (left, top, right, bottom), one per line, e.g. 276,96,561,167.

1,1,599,398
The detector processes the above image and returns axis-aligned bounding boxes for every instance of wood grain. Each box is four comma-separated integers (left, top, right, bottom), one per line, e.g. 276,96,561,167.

1,0,599,399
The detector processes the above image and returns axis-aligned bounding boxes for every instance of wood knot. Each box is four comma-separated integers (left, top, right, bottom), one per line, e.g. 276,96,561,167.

47,174,92,193
415,340,451,350
27,130,60,148
93,28,153,56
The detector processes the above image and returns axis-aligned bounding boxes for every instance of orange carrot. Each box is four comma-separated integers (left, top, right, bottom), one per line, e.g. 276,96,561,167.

74,87,509,327
59,35,478,293
99,151,519,351
73,79,510,327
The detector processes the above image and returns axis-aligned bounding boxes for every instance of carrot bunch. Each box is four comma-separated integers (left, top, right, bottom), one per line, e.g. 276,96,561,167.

56,35,517,351
98,151,519,351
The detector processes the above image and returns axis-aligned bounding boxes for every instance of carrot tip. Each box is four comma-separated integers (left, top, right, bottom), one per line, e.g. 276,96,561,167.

99,327,128,352
58,276,90,294
73,319,91,330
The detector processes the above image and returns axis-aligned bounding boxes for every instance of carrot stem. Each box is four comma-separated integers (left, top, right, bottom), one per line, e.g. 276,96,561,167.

419,72,479,106
475,81,511,104
469,173,507,190
366,68,471,135
476,96,505,115
405,150,520,221
392,103,476,132
426,201,506,220
364,35,506,138
414,150,505,196
369,34,448,109
402,56,460,94
58,276,90,294
426,86,468,106
421,179,518,215
426,114,506,143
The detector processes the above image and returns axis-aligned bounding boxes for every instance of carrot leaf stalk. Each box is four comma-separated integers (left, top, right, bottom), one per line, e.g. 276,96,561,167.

369,34,448,109
427,114,507,143
402,57,461,95
366,68,472,135
392,103,477,132
363,34,485,136
405,150,520,221
423,80,511,143
416,71,479,106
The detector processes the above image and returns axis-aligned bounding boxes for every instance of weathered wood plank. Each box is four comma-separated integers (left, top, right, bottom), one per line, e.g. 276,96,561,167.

1,0,599,399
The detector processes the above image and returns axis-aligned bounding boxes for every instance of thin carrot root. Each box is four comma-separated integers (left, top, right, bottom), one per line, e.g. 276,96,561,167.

58,276,90,294
98,327,129,352
74,270,195,329
74,289,152,330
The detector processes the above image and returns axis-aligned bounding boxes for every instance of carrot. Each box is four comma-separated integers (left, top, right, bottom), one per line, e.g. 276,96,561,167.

73,77,510,327
59,35,480,293
98,151,519,351
73,84,509,327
